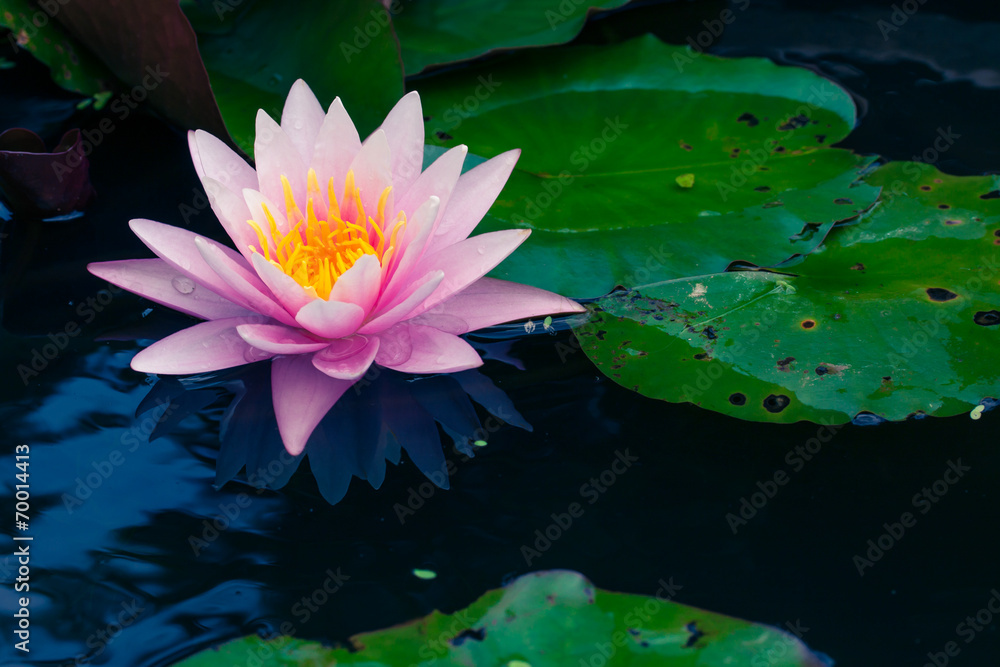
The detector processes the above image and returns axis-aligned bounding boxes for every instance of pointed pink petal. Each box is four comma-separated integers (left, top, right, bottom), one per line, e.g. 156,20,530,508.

312,97,361,203
405,229,531,319
201,177,260,261
243,187,291,237
379,91,424,198
411,277,585,334
88,259,253,321
131,317,273,374
328,253,381,314
295,298,366,338
129,218,256,309
378,324,482,374
348,129,392,215
195,237,298,327
281,80,325,164
360,270,444,334
426,149,520,254
236,323,329,354
312,336,379,380
272,355,355,455
250,252,315,315
255,109,307,210
396,144,466,220
188,130,258,193
377,195,440,307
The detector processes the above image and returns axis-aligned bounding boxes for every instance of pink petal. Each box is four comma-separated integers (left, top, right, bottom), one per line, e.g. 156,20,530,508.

396,144,466,220
236,323,329,354
255,109,307,211
426,149,520,255
88,258,253,321
195,237,298,327
348,129,392,218
410,277,585,333
243,187,291,237
379,91,424,198
250,252,315,315
360,270,444,334
405,229,531,319
311,97,361,203
129,218,256,309
312,335,379,380
201,176,260,261
188,130,258,194
295,298,366,338
272,355,355,455
378,324,482,374
280,80,325,165
131,317,273,374
377,195,440,307
328,253,381,314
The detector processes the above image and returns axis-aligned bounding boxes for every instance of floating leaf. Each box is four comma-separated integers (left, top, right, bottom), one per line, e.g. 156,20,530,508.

0,0,114,103
0,128,93,216
393,0,631,74
186,0,404,154
417,35,880,298
579,162,1000,424
174,570,828,666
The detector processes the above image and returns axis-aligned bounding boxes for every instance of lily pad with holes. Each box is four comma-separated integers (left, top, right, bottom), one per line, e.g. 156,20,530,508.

416,35,880,299
173,570,829,666
392,0,631,75
578,162,1000,424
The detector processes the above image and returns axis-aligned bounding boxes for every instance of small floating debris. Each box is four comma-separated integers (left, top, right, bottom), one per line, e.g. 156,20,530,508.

412,568,437,580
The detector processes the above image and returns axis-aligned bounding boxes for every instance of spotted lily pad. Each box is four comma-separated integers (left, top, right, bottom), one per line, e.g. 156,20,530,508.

393,0,631,74
578,162,1000,424
416,35,880,298
173,570,828,666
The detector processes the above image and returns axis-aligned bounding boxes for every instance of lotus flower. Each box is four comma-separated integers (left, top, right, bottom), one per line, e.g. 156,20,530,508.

88,81,583,455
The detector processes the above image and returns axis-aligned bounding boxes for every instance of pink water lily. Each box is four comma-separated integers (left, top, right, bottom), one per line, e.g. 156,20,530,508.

88,81,583,455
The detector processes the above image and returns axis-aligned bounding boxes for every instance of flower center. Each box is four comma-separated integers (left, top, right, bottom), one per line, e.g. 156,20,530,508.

246,168,407,299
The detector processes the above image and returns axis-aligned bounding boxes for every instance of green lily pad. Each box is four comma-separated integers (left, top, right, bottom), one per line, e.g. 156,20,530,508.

393,0,631,75
186,0,404,154
416,35,880,298
0,0,114,104
578,162,1000,424
173,570,828,666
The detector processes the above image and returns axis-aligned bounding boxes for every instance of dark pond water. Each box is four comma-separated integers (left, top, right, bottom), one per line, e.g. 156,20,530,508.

2,1,999,666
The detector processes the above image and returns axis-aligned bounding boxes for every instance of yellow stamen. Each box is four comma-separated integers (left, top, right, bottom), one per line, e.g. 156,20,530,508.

245,169,397,300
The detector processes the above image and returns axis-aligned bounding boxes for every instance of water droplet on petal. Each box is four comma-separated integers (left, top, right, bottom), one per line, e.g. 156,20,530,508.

476,245,486,255
171,276,195,294
243,347,271,363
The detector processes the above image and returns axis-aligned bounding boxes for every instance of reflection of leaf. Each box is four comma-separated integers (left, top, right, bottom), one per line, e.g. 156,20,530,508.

175,570,829,666
0,128,93,216
416,35,880,298
579,162,1000,424
393,0,631,74
0,0,114,102
185,0,404,154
